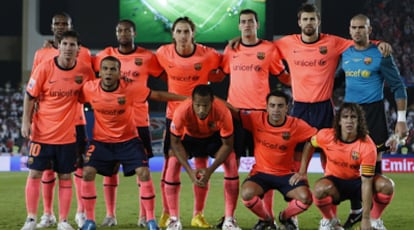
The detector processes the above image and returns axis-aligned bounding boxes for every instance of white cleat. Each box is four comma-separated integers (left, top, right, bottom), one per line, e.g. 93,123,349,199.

138,216,147,227
222,217,242,230
21,218,36,230
371,218,387,230
100,216,118,227
57,220,75,230
36,214,57,228
166,217,183,230
318,218,344,230
75,212,86,228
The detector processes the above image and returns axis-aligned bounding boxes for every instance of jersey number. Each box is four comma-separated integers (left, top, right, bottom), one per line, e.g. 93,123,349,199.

29,143,41,157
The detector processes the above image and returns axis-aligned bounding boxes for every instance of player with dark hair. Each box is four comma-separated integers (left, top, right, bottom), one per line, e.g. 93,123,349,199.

93,19,165,227
155,16,227,229
21,30,95,230
31,12,93,229
311,103,394,230
225,90,316,230
337,13,406,229
273,3,391,170
79,56,186,230
222,8,289,162
220,8,290,229
169,84,240,230
272,4,393,226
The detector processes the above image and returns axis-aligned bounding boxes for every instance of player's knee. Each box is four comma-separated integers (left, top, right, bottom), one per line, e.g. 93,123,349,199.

296,189,313,205
241,194,259,207
82,166,96,181
42,169,56,180
167,149,175,157
56,173,71,180
136,167,150,181
240,185,257,201
29,169,43,179
313,180,332,199
375,175,394,195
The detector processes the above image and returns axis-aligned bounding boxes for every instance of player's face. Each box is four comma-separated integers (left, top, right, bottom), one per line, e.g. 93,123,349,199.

266,96,288,126
58,36,80,61
173,22,194,47
239,13,259,37
192,94,212,120
51,16,72,39
99,60,121,90
339,108,359,136
116,22,136,45
298,12,319,36
349,18,371,46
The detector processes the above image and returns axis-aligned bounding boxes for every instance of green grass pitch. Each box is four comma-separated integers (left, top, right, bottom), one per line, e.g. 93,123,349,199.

1,172,412,229
120,0,265,44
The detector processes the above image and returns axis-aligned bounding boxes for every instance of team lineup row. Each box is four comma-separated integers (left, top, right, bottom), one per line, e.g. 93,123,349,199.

20,3,407,230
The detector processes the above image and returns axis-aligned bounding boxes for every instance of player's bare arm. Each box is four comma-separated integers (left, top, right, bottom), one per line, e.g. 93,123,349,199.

386,99,408,152
149,90,187,102
395,99,408,138
21,93,36,138
199,135,234,186
170,135,201,186
217,98,240,120
228,36,241,49
289,141,314,186
360,175,374,230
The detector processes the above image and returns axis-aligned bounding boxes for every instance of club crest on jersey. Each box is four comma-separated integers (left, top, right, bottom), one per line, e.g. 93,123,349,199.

282,132,291,140
118,96,126,105
257,52,265,60
319,46,328,55
351,151,360,160
75,76,83,84
84,156,90,163
27,157,34,165
364,57,372,65
135,58,143,66
194,63,202,71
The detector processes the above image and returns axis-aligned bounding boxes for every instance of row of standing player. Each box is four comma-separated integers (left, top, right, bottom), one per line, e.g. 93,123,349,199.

21,3,407,230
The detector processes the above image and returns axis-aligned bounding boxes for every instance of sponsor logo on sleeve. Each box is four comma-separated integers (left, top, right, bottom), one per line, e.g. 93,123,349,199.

28,79,36,89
